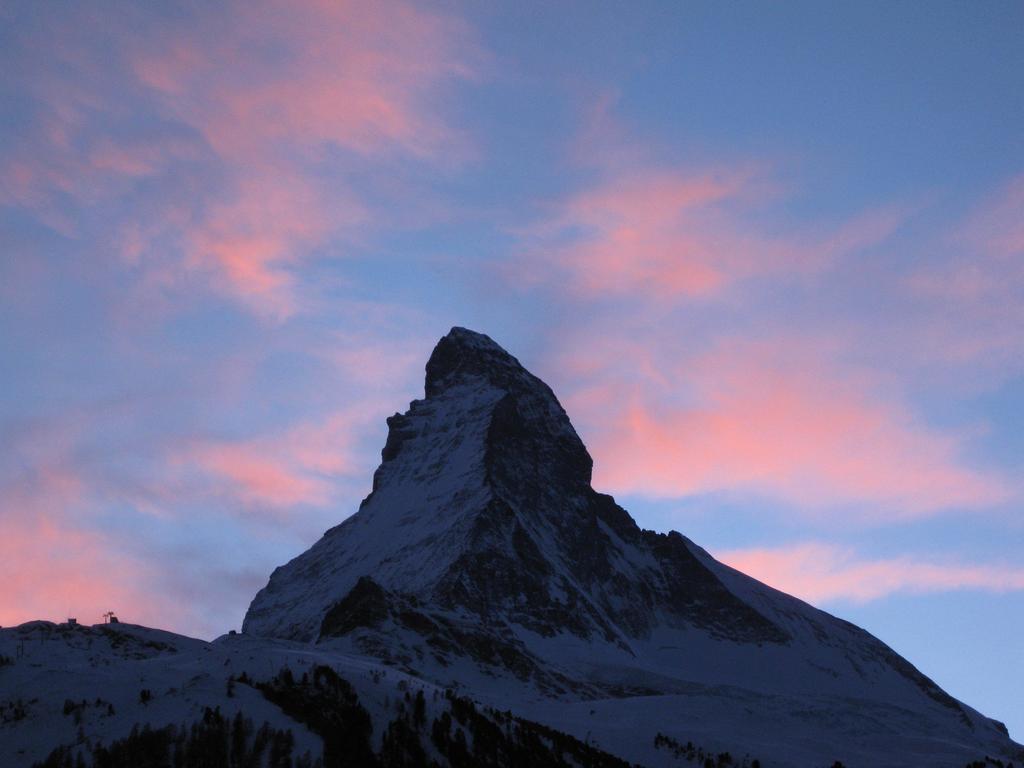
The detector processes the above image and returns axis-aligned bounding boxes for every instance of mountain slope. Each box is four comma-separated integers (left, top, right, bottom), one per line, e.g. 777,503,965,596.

0,621,641,768
245,328,782,653
243,327,1021,766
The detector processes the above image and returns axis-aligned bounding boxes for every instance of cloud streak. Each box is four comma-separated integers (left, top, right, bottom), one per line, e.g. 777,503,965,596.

516,98,1011,520
514,165,905,301
2,0,480,318
565,337,1005,515
181,410,369,513
0,420,183,630
719,542,1024,604
901,174,1024,372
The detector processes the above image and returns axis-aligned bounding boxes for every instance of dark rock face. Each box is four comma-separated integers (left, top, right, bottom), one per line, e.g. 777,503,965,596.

318,575,582,696
425,328,551,401
320,576,390,638
417,329,788,646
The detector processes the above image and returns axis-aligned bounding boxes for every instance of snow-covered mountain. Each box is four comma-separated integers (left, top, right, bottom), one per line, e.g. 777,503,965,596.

2,327,1021,767
242,327,1020,766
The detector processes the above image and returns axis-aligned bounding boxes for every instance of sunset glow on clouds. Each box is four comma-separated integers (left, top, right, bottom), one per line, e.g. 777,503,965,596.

719,543,1024,605
568,339,1005,514
183,409,372,511
0,515,172,631
2,0,1023,736
0,419,180,631
515,160,908,302
2,0,477,317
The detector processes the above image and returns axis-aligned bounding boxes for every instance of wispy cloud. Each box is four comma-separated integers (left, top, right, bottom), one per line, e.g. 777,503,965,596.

513,166,905,301
563,335,1005,515
902,174,1024,370
0,323,422,633
2,0,481,318
184,165,351,319
719,542,1024,604
180,410,369,512
961,174,1024,259
508,93,906,303
0,419,185,630
132,0,477,159
0,513,179,630
514,98,1009,519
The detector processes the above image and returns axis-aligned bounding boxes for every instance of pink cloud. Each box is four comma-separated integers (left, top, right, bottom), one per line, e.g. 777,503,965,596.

141,1,475,316
0,358,400,632
514,163,905,301
718,542,1024,604
0,513,178,631
145,1,475,316
0,427,184,630
508,94,907,302
185,165,358,319
181,410,371,513
167,324,429,516
961,174,1024,258
901,174,1024,370
514,101,1013,520
565,337,1005,515
190,444,329,509
0,445,246,636
133,0,476,160
88,137,197,178
4,0,479,317
910,176,1024,303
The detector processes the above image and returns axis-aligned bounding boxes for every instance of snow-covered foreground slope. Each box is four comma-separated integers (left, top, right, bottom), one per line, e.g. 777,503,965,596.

4,328,1021,767
1,619,1019,768
0,621,319,766
0,621,643,768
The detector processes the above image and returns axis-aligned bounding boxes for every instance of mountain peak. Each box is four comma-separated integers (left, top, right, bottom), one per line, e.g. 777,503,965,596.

245,327,781,647
239,329,1022,766
424,326,529,398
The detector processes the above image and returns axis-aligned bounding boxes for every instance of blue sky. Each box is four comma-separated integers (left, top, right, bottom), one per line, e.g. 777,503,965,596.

1,0,1022,739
